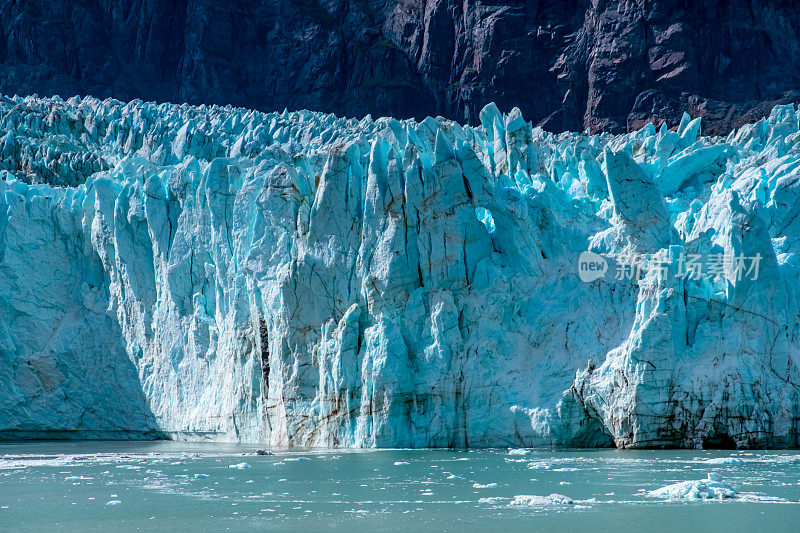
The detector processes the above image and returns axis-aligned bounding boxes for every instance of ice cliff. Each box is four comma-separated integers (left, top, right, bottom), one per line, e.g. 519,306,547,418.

1,95,799,448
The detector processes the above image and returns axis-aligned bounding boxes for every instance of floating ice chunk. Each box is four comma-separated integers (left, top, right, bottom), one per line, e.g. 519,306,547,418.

736,494,790,503
648,473,737,500
527,461,552,470
508,449,531,456
393,461,409,466
194,473,209,478
473,482,498,489
703,457,745,464
510,494,575,506
284,457,310,462
228,462,250,469
106,500,121,506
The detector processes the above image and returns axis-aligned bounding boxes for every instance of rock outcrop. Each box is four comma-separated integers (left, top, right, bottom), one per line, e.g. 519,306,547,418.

1,1,799,134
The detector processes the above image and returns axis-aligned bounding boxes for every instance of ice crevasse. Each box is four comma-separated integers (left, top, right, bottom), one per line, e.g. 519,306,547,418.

1,94,799,448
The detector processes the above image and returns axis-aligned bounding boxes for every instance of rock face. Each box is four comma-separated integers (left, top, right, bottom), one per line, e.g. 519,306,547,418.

1,1,799,135
1,94,799,448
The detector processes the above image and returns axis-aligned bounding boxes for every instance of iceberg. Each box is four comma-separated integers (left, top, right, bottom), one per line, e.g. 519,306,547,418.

648,473,737,500
510,494,575,506
0,95,799,448
507,448,531,455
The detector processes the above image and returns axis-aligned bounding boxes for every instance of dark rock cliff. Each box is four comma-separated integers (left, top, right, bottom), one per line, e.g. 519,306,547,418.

1,0,799,134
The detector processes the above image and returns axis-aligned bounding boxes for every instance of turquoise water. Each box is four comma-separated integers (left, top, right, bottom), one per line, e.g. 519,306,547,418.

1,442,799,531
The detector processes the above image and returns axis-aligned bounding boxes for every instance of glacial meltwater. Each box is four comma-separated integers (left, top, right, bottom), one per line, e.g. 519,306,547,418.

1,442,799,531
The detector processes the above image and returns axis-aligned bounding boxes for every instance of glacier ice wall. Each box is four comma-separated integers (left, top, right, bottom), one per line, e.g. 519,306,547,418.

1,95,799,448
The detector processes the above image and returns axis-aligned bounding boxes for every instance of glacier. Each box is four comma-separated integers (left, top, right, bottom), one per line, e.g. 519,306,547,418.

1,94,799,448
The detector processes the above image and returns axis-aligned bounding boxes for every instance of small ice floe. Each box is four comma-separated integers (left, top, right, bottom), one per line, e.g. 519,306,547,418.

106,500,121,506
510,494,574,507
284,457,310,462
478,497,506,504
527,461,551,470
473,482,498,489
648,473,736,500
393,461,409,466
228,462,251,469
508,449,531,456
194,473,209,479
446,474,462,480
735,493,789,503
703,457,745,464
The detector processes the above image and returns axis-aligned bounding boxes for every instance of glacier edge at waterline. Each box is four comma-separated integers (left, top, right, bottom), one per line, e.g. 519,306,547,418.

1,95,799,448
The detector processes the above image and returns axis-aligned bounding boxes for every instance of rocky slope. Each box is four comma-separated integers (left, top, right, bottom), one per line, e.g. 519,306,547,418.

0,94,798,448
1,1,799,134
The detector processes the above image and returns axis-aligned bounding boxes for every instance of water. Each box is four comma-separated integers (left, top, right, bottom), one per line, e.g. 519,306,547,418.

1,442,799,531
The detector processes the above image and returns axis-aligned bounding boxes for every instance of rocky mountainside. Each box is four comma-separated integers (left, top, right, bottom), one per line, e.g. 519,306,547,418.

1,0,799,134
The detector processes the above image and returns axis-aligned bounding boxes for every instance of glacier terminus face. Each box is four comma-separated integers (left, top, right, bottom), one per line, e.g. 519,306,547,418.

1,95,799,449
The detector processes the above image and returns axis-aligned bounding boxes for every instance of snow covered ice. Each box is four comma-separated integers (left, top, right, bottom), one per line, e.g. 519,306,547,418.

1,94,800,448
